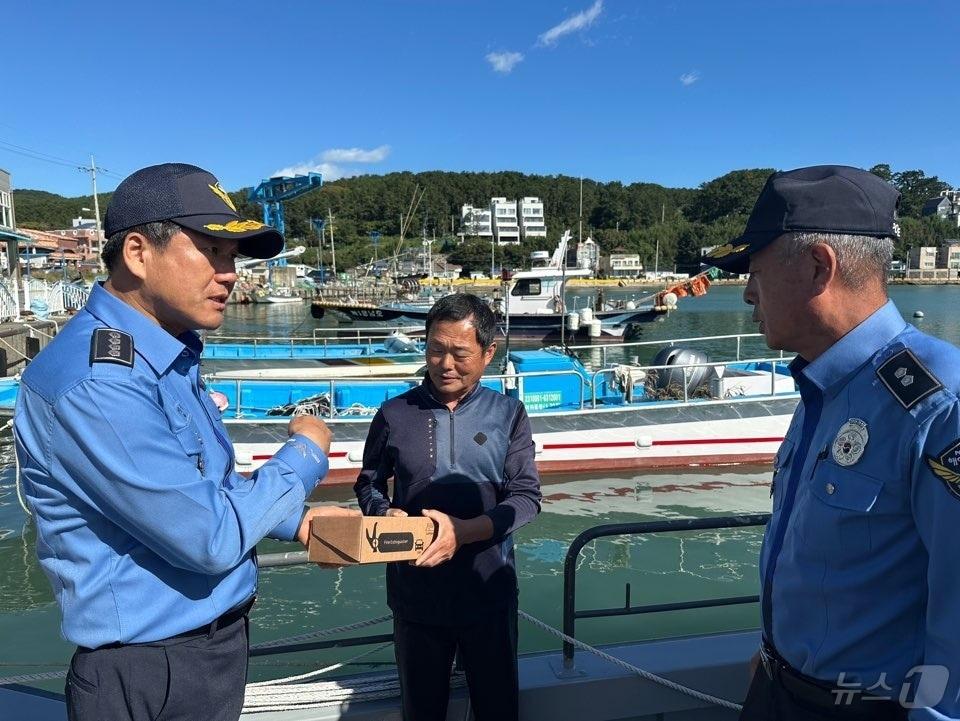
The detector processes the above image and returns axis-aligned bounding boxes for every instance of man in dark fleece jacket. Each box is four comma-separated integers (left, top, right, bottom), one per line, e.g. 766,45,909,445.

354,293,541,721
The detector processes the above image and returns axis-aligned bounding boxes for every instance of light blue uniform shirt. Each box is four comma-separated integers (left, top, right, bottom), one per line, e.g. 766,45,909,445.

14,283,329,649
761,300,960,720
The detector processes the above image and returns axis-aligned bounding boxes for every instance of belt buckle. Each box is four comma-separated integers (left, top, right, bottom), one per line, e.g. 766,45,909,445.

759,644,774,680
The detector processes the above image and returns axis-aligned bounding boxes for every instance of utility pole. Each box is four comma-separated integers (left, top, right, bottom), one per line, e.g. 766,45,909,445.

79,155,105,273
327,208,337,277
578,177,583,245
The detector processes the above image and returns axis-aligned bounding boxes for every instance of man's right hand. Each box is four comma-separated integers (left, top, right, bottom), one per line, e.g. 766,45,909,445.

385,508,408,517
288,416,333,455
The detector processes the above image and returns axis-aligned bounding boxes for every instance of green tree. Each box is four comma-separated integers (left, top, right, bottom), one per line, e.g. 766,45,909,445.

685,169,773,224
891,170,952,218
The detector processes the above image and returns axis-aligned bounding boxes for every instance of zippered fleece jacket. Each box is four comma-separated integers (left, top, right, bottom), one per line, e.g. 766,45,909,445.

354,379,542,625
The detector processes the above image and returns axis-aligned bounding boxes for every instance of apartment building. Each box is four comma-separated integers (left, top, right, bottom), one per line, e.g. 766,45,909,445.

460,204,493,239
518,196,546,239
909,246,938,270
491,197,520,245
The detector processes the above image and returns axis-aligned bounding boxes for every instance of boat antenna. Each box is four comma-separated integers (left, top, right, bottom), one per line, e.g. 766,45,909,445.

500,268,513,373
559,229,570,349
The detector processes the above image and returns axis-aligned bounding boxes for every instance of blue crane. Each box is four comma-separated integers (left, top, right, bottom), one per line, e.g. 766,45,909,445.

248,173,323,266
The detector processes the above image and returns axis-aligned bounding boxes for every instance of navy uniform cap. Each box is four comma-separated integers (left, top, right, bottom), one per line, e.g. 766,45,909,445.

704,165,901,274
103,163,283,259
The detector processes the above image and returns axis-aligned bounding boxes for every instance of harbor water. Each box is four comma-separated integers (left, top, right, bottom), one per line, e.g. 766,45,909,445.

2,284,959,689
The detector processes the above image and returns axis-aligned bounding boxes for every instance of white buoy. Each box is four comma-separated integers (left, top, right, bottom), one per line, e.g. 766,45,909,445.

661,291,679,309
579,307,594,324
625,300,636,310
914,310,925,318
566,311,581,331
588,319,602,338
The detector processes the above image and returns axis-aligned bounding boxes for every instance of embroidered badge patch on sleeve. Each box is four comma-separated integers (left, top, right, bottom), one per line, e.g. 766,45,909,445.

927,439,960,500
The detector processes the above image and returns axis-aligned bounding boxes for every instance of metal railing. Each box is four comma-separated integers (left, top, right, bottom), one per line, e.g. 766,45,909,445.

0,279,90,321
223,367,591,420
564,332,789,368
218,353,798,421
207,325,426,346
0,281,18,322
561,514,770,667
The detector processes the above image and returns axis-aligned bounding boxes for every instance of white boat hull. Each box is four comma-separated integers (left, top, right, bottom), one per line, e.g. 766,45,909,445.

229,398,795,483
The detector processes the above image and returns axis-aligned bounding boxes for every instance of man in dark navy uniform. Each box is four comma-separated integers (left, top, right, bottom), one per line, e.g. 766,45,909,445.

355,293,542,721
706,165,960,720
15,163,358,721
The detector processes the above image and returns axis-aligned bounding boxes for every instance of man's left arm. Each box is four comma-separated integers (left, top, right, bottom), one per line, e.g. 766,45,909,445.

418,404,541,567
909,400,960,721
485,403,542,539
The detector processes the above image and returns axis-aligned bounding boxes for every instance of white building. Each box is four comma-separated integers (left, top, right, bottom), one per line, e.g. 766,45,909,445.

909,246,937,270
518,196,546,239
0,169,13,231
938,240,960,270
603,253,643,278
460,204,493,240
491,197,520,245
576,237,600,272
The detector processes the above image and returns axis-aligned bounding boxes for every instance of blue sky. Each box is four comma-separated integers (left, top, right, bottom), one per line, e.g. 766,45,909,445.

3,1,957,197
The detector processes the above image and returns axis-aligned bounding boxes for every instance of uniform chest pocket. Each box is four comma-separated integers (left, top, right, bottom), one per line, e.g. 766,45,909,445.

770,439,795,512
173,422,207,476
798,462,884,555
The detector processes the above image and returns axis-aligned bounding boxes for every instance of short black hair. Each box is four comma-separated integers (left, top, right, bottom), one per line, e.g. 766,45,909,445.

425,293,496,349
101,220,181,273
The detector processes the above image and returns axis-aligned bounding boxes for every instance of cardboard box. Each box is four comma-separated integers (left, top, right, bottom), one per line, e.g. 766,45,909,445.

309,515,437,565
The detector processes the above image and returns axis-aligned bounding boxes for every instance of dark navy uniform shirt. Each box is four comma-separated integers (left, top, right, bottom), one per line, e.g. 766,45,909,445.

762,300,960,720
15,284,329,648
354,380,541,625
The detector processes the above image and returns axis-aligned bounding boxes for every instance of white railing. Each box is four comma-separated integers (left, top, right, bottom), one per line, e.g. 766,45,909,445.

59,281,90,310
0,281,18,323
0,278,90,321
26,279,65,315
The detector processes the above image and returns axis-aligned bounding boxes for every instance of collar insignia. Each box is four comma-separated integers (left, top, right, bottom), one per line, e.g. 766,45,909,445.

89,328,134,368
209,182,237,212
876,349,942,410
927,439,960,500
832,418,868,466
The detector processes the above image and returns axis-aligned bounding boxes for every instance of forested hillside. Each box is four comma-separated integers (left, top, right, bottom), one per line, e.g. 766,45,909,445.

12,165,956,274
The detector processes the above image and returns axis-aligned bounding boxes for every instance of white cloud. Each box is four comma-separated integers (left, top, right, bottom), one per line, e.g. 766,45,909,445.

272,145,391,180
321,145,391,163
538,0,603,47
486,51,524,74
680,71,701,86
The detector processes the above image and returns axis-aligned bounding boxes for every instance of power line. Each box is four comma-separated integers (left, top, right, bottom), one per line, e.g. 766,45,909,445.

0,138,127,181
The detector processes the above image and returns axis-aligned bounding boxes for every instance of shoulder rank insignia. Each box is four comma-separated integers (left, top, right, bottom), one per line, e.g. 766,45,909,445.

927,439,960,500
89,328,134,368
876,349,942,410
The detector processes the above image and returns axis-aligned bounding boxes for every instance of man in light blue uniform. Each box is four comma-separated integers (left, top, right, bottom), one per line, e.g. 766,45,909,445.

706,165,960,720
14,163,358,721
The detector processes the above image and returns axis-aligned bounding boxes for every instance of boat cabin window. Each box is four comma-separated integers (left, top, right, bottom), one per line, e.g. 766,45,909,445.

511,279,542,296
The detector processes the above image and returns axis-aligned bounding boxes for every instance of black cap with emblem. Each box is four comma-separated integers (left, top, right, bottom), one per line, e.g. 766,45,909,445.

703,165,901,274
103,163,283,259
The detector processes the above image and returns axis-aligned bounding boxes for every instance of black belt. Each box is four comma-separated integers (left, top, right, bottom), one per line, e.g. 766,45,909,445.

173,596,256,640
760,641,906,718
